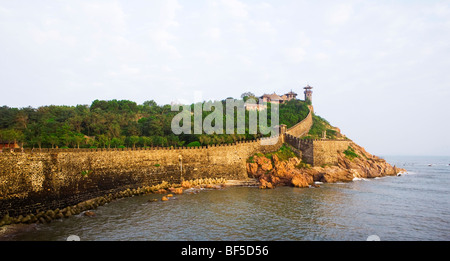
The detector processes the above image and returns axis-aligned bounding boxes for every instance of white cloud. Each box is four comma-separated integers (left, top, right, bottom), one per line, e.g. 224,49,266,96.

327,3,354,26
195,51,223,65
149,0,182,59
0,5,12,16
257,2,272,9
31,28,68,45
151,29,181,58
237,55,253,66
121,64,141,75
294,31,311,47
158,0,182,28
284,47,306,63
231,22,246,34
80,1,127,33
316,52,329,61
206,27,221,40
251,20,276,35
161,65,173,73
220,0,248,18
426,2,450,17
1,0,450,155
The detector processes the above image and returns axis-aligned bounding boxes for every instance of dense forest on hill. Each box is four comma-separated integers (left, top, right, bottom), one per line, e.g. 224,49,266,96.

0,97,329,149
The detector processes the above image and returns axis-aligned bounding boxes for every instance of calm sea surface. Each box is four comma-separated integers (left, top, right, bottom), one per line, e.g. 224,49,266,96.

2,156,449,241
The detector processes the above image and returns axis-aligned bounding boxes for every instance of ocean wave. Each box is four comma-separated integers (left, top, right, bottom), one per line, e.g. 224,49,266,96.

314,181,323,184
352,177,370,181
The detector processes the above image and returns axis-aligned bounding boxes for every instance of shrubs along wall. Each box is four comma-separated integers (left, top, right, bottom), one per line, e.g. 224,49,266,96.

0,136,282,218
285,105,313,138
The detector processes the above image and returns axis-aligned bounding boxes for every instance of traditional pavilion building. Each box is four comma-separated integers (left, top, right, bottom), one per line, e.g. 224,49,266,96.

259,90,298,104
283,90,298,101
245,86,312,111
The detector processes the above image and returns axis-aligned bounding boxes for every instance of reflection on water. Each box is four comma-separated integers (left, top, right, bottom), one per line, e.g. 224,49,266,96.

2,156,450,241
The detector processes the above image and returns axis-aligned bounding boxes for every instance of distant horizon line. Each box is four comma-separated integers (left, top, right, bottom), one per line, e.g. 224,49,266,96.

379,154,450,158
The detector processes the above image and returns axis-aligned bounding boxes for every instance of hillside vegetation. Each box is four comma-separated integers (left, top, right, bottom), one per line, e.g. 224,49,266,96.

0,98,317,149
304,114,345,140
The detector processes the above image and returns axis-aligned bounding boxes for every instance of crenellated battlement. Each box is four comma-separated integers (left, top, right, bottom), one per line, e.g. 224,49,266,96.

0,133,283,218
285,133,352,165
285,134,351,143
0,105,343,221
1,135,282,154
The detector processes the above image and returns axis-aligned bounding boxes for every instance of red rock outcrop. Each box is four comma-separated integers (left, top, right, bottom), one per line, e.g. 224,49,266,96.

247,143,405,188
248,154,314,188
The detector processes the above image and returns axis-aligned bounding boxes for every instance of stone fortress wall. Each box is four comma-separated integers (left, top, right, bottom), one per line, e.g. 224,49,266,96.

285,105,313,137
0,136,282,218
0,102,351,220
285,135,351,166
284,105,352,166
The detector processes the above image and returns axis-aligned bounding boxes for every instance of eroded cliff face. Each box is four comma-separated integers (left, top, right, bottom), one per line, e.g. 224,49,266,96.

247,143,406,188
247,154,313,189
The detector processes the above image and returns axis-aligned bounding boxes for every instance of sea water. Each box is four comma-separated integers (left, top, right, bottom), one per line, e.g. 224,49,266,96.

1,156,449,241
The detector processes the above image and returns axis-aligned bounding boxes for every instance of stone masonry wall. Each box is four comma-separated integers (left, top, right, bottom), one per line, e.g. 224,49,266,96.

286,105,313,138
311,140,351,166
0,136,282,218
285,134,351,166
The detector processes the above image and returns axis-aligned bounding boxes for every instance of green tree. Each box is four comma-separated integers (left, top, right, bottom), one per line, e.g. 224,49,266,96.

97,134,111,148
139,136,152,147
187,141,201,147
57,124,73,147
46,134,59,148
71,133,86,149
0,129,24,148
0,106,18,129
129,135,140,148
111,136,125,148
167,134,180,147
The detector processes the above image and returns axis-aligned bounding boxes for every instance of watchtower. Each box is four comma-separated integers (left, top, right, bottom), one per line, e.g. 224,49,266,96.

304,85,313,102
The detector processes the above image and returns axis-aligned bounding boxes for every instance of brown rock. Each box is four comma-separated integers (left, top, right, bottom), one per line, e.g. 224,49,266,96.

247,141,407,187
259,179,273,189
272,154,281,168
320,167,354,183
247,163,259,176
291,174,310,188
173,188,183,194
83,211,96,217
255,156,273,171
181,180,192,189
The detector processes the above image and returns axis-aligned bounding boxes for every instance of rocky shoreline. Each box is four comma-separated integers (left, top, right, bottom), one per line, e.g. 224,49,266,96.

0,143,406,238
0,176,263,239
0,177,228,230
246,143,406,189
0,176,270,240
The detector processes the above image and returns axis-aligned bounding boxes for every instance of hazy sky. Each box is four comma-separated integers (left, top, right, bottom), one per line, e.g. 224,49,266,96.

1,0,449,156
